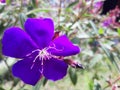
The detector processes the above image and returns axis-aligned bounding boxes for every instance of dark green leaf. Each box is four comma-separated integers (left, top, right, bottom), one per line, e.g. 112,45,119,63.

0,6,4,13
0,87,5,90
32,0,37,8
71,37,80,44
19,13,27,29
94,82,101,90
69,68,77,85
33,79,42,90
67,0,79,8
43,78,48,86
13,79,19,87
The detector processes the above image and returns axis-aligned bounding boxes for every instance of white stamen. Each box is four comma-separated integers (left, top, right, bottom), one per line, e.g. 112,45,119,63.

26,43,64,72
26,49,40,57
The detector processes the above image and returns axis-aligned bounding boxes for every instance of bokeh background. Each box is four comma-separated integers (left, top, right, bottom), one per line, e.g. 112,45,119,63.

0,0,120,90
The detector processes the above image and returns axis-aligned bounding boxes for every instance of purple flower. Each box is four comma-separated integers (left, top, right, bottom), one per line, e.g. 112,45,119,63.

2,18,80,85
91,1,103,14
0,0,5,3
94,1,103,8
102,18,112,27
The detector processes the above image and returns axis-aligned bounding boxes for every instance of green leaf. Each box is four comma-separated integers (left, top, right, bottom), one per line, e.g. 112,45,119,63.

88,80,94,90
98,28,104,35
0,6,4,13
13,79,19,87
43,78,48,86
83,13,92,17
32,79,42,90
0,87,5,90
71,37,80,44
69,68,77,85
32,0,37,8
117,28,120,35
99,43,120,72
26,8,57,15
19,13,27,29
93,81,101,90
89,21,99,35
6,0,11,5
67,0,79,8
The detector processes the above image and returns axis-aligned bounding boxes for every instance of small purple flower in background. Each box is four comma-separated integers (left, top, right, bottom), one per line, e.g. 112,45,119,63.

91,1,103,14
102,6,120,28
0,0,6,4
94,1,103,9
102,18,112,27
2,18,80,85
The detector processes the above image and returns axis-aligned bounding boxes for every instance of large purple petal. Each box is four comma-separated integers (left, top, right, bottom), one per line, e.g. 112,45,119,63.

43,58,68,81
49,35,80,56
24,18,54,49
2,27,38,58
12,56,42,86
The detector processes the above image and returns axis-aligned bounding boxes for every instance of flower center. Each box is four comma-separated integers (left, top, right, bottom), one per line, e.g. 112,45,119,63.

26,48,51,71
38,48,52,60
26,43,64,73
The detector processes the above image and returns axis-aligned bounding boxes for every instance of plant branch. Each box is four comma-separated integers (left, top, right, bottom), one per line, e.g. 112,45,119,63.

79,35,120,40
103,76,120,89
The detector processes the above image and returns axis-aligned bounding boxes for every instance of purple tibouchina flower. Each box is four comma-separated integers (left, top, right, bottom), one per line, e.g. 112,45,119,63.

2,18,80,85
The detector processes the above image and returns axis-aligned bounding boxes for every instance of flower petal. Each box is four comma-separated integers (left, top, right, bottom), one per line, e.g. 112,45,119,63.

2,27,38,58
12,57,42,86
43,58,68,81
24,18,54,49
49,35,80,56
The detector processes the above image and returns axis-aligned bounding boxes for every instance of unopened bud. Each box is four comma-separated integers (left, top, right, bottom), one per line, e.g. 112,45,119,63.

52,31,60,40
64,59,84,69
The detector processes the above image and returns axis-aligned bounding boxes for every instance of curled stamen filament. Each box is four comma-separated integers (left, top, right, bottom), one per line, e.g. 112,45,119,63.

47,43,64,52
26,49,41,57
